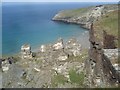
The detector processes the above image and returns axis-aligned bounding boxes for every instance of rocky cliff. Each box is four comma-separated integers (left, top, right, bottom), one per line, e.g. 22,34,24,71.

52,4,118,29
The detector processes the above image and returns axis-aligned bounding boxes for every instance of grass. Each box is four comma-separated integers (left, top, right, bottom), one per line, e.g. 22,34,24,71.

69,69,85,86
94,10,118,47
57,6,94,19
51,74,68,87
94,10,118,38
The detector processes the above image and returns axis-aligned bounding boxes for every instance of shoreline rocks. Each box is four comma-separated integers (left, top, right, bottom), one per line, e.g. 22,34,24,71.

53,38,64,50
1,37,88,88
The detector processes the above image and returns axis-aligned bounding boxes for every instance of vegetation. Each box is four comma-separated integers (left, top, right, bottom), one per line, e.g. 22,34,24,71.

51,69,85,87
51,74,68,87
67,49,88,63
69,69,85,86
94,10,118,47
57,6,94,19
95,10,118,37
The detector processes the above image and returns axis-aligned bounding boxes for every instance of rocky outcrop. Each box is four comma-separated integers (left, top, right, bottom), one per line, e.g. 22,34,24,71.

53,38,64,50
21,44,33,59
85,23,119,88
1,38,87,88
52,4,118,29
40,45,46,52
1,57,14,72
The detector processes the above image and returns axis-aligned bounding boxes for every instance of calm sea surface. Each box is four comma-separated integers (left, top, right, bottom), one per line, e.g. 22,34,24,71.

2,2,115,55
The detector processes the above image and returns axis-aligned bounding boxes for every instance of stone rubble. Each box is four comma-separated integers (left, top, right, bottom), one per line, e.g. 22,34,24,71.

1,38,88,88
21,44,33,59
53,38,64,50
65,38,81,56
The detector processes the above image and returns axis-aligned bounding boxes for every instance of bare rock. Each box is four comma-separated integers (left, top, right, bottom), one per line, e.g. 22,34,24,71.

65,38,81,56
53,38,64,50
40,45,46,52
21,44,33,59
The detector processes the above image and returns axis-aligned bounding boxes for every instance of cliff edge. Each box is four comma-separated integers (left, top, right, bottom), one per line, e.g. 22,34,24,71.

52,4,119,48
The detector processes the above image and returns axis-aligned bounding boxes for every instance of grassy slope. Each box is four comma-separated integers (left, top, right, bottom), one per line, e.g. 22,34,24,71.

56,6,94,19
94,10,118,38
94,10,118,47
69,69,85,86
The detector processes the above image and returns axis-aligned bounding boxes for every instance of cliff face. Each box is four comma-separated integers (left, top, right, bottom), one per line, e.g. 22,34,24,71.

52,4,118,29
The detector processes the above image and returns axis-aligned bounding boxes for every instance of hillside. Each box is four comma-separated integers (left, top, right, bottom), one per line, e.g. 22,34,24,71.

1,4,119,88
94,10,118,47
52,4,118,48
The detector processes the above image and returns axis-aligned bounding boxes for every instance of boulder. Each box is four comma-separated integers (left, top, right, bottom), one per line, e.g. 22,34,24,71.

58,55,68,61
53,38,64,50
40,45,46,52
2,60,10,72
21,44,32,59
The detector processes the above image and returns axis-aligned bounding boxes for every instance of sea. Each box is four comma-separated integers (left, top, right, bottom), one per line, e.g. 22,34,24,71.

2,2,117,55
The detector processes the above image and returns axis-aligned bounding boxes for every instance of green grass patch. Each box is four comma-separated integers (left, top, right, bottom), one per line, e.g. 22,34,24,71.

94,10,118,38
58,6,94,19
51,74,68,87
69,69,85,85
94,10,118,47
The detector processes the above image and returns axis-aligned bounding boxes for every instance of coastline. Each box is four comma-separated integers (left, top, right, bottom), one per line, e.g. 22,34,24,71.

52,4,118,49
1,3,119,88
52,4,118,30
2,4,118,57
2,33,89,57
29,30,90,54
2,24,90,57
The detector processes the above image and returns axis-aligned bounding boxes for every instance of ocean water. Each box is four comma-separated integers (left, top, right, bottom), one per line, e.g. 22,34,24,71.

2,2,115,55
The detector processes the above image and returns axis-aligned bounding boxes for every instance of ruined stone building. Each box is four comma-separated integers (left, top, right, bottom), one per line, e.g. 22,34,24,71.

85,23,120,88
21,44,33,59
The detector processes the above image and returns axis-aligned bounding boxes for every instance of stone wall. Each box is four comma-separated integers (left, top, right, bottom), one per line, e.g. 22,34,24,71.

85,23,120,87
103,30,116,49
